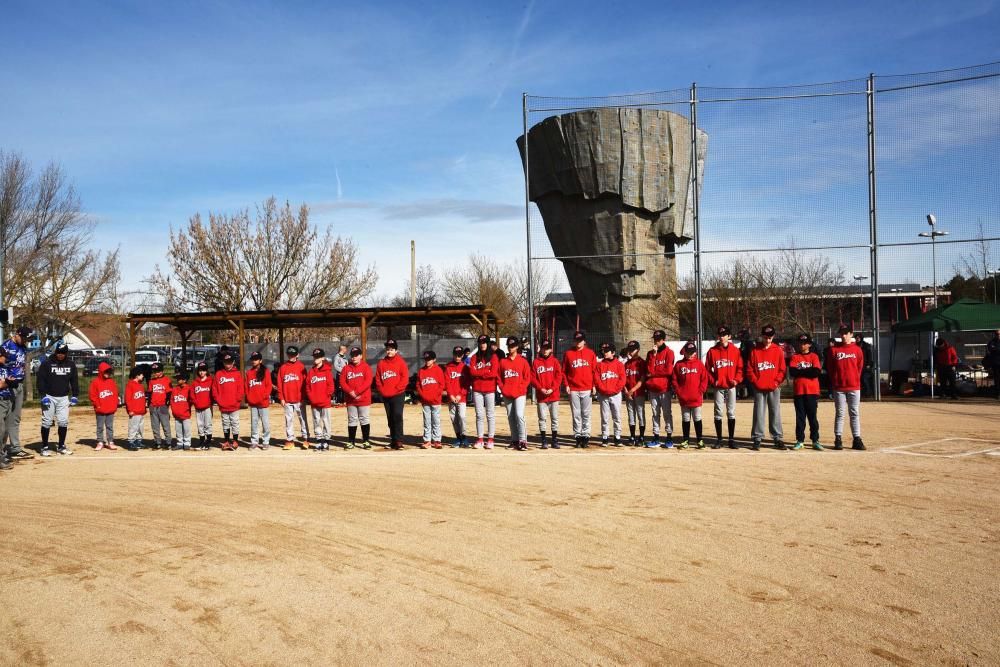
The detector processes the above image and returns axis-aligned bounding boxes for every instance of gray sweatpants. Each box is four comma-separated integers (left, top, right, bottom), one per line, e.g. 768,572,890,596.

473,391,495,438
832,390,862,438
284,402,306,440
221,411,240,437
536,401,559,433
681,406,703,422
598,393,622,439
0,397,12,452
648,391,673,436
448,401,466,437
751,388,783,441
250,406,270,445
569,390,592,437
713,387,737,420
41,395,71,428
347,405,370,426
150,405,171,444
174,418,192,448
128,414,144,442
311,406,330,441
195,408,213,437
422,404,442,442
95,413,114,442
625,395,645,428
505,395,526,443
4,383,24,450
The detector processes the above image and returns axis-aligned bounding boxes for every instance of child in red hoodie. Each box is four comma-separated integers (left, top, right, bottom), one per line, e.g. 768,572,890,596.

416,350,445,449
213,352,245,451
340,347,374,449
376,339,409,450
444,346,472,448
705,325,743,449
788,333,823,450
531,339,563,449
148,362,172,449
169,372,194,450
125,367,147,451
89,361,119,451
595,342,626,446
747,325,787,450
672,341,709,449
499,337,532,451
645,329,675,448
468,334,499,449
245,352,273,450
191,362,214,450
829,325,866,450
562,330,598,448
306,348,335,451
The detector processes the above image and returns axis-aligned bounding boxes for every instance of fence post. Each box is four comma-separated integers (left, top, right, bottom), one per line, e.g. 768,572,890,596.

867,73,881,401
690,83,703,346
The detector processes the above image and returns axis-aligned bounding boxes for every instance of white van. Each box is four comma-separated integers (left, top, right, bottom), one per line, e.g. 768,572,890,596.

134,350,160,367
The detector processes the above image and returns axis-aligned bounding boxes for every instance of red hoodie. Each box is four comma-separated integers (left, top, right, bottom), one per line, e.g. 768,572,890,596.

789,352,822,396
444,361,471,403
148,375,171,407
498,355,532,398
125,379,147,416
468,351,499,394
594,358,626,396
624,355,647,398
531,353,563,403
305,363,335,408
340,361,373,407
375,354,409,398
191,375,213,410
672,356,709,408
89,365,119,415
277,360,306,403
828,342,864,392
212,368,245,412
170,384,193,420
416,364,446,405
934,342,960,368
747,344,787,392
645,344,675,393
245,367,272,408
562,346,598,392
705,343,743,388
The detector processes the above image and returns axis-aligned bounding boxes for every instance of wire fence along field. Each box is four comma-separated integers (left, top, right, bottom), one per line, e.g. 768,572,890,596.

524,62,1000,395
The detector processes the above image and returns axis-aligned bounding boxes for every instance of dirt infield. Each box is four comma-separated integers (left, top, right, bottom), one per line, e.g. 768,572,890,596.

2,399,998,665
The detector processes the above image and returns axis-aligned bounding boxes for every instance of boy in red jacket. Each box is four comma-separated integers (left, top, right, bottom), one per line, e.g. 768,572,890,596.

169,372,194,450
748,325,787,450
213,352,245,451
245,352,273,450
622,340,647,447
499,337,532,451
705,325,743,449
89,361,119,451
468,334,499,448
148,362,172,450
645,329,675,448
340,347,373,449
444,346,472,447
416,350,445,449
789,333,823,451
595,342,626,446
934,337,960,400
125,367,148,451
562,330,598,448
376,339,409,450
191,362,214,450
278,346,309,450
829,325,866,450
672,341,709,449
531,339,563,449
306,348,335,451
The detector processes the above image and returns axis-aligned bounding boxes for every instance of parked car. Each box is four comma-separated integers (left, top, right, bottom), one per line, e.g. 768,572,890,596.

83,357,115,376
133,350,160,374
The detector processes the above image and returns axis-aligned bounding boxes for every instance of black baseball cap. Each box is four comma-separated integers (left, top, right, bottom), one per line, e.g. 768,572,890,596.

55,344,69,354
652,329,666,341
196,362,208,372
286,345,299,356
761,325,776,337
249,351,262,361
717,325,731,336
573,331,586,342
626,340,640,351
222,353,235,362
175,371,189,381
422,350,436,361
452,346,464,357
506,336,520,348
385,339,398,349
837,324,853,335
16,326,34,339
599,342,615,353
540,339,553,349
312,348,325,358
683,341,698,353
477,334,490,345
797,333,812,344
350,347,363,357
151,362,163,372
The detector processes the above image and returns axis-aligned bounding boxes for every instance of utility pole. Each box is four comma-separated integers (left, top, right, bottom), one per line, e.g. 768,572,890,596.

410,240,417,341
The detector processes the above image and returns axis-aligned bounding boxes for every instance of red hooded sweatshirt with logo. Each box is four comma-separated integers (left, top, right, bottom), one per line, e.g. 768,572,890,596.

562,346,598,392
595,358,626,396
747,343,787,392
305,363,335,409
416,364,446,405
934,342,960,368
444,360,471,404
789,352,822,396
531,353,563,403
705,343,743,388
340,361,373,407
213,368,245,412
148,375,172,408
89,364,119,415
672,356,709,408
624,355,647,398
499,355,532,398
468,351,499,394
245,367,273,408
170,384,193,420
125,378,147,416
376,354,409,398
828,342,864,392
191,375,214,410
277,359,306,404
645,344,675,394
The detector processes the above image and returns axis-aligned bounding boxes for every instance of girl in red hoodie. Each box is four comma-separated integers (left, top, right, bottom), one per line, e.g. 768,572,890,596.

468,334,499,449
499,337,532,451
595,342,626,446
672,342,709,449
245,352,273,450
191,362,214,450
375,339,409,450
125,367,148,451
170,372,194,450
417,350,445,449
306,348,335,451
747,325,787,450
444,346,472,448
788,333,823,450
89,361,119,451
340,347,373,449
212,353,245,451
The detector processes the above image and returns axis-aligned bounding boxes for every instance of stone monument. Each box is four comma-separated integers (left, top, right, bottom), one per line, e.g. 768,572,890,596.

517,108,707,344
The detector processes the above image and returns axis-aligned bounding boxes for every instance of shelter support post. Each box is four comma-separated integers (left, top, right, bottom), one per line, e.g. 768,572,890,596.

238,320,245,373
360,316,367,361
278,328,284,364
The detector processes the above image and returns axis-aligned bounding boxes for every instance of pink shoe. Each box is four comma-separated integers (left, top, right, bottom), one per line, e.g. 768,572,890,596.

421,441,431,449
105,442,118,450
95,442,104,451
485,438,494,450
432,441,442,449
474,438,484,449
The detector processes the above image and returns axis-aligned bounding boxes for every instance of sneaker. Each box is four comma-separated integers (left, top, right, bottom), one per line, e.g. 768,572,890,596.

775,440,787,450
182,444,190,451
834,437,844,450
661,438,674,449
551,441,561,449
432,441,442,449
712,438,722,449
106,442,118,451
450,439,460,448
676,439,689,449
95,442,104,451
518,441,528,451
852,437,866,451
8,448,34,459
540,442,549,450
421,442,431,449
581,438,590,448
474,438,484,449
345,442,356,450
40,447,53,457
812,441,824,451
390,441,403,450
486,438,494,450
127,444,139,452
361,441,372,450
695,440,705,449
792,441,804,450
600,439,609,447
261,443,269,450
0,458,11,470
728,438,737,449
644,439,660,448
283,441,294,451
57,446,73,456
613,438,622,447
751,440,761,451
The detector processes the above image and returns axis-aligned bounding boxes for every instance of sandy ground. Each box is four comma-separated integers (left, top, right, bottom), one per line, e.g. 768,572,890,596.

1,398,999,666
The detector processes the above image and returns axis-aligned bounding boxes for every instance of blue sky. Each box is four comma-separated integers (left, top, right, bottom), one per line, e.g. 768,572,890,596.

3,0,999,304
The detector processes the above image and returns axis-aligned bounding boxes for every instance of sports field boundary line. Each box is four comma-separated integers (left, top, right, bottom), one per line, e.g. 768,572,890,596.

880,437,1000,459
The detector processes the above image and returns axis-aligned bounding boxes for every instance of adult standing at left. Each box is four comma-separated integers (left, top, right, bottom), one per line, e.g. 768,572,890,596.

37,344,79,456
2,326,34,460
332,344,348,405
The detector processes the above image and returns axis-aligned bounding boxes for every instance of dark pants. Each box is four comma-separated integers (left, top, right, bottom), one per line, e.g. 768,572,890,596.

383,394,405,444
991,366,1000,398
793,395,819,444
861,368,875,398
938,366,957,398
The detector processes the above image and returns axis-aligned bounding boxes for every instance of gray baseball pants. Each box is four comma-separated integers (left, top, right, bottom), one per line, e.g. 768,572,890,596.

128,414,145,442
311,406,330,441
221,411,240,438
832,390,862,438
4,383,24,450
648,391,673,436
536,400,559,433
422,404,442,442
625,395,645,428
598,393,622,439
41,395,71,428
751,388,783,441
150,405,171,444
347,405,370,426
250,407,270,445
473,391,495,438
174,418,192,448
505,395,526,442
95,414,114,442
713,387,737,420
448,402,466,438
569,390,592,437
195,408,213,437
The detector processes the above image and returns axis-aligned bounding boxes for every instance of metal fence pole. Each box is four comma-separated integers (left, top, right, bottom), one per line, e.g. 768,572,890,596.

690,83,703,346
523,93,535,359
867,73,882,401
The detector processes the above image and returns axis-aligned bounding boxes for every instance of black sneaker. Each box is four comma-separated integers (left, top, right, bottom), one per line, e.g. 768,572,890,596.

852,437,866,451
728,438,737,449
0,458,12,470
712,438,722,449
775,440,787,450
751,440,761,451
8,448,34,460
834,437,844,450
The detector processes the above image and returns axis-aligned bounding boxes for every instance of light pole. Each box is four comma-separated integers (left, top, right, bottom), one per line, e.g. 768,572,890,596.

854,275,867,332
918,214,948,398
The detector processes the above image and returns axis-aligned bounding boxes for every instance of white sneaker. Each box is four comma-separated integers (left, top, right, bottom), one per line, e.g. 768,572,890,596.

40,447,53,457
57,447,73,456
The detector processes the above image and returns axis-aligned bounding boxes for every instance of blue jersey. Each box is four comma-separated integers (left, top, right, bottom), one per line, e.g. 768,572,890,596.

0,364,14,399
1,339,26,381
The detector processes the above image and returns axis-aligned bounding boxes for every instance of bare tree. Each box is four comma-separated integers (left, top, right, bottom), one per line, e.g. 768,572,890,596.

442,254,520,335
953,220,994,281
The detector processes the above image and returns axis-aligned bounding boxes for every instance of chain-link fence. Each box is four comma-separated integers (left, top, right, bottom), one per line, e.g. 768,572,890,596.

524,62,1000,399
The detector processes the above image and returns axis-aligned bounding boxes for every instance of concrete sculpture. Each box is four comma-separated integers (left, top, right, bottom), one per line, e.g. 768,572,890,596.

518,108,707,343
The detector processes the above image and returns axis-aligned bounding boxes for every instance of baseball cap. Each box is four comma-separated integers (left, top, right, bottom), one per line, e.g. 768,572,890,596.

539,339,552,349
599,342,615,353
151,362,163,372
286,345,299,356
222,353,235,362
15,326,33,338
477,334,490,345
249,351,262,361
196,362,208,372
422,350,436,361
717,325,731,336
683,341,698,353
626,340,640,351
384,339,398,349
796,333,812,344
761,325,776,337
55,344,69,354
573,331,586,342
350,347,363,357
652,329,666,341
452,345,464,357
312,348,325,358
175,371,189,381
506,336,520,348
837,324,853,335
